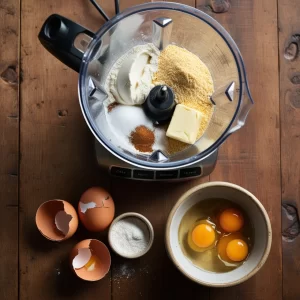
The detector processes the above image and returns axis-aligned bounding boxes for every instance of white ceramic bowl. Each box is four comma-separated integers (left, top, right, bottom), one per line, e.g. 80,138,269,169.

166,182,272,287
108,212,154,259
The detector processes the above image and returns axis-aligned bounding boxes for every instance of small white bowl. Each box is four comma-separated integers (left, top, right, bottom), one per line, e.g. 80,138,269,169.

108,212,154,259
166,181,272,287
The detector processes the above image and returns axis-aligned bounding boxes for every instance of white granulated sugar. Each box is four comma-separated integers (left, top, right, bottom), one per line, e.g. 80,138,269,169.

114,263,136,280
110,217,150,257
107,105,153,137
104,104,169,154
105,105,154,153
153,126,168,151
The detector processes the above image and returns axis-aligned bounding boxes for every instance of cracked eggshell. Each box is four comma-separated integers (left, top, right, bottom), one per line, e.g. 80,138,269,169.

78,187,115,232
35,199,78,242
70,239,111,281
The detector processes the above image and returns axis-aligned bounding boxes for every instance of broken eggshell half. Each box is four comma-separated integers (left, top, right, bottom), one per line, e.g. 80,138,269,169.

78,187,115,232
35,199,78,242
70,239,111,281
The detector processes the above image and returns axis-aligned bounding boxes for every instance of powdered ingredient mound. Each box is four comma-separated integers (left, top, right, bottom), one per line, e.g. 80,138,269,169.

153,45,214,154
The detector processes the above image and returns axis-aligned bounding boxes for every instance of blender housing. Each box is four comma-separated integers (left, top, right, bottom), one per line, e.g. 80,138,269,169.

38,1,253,178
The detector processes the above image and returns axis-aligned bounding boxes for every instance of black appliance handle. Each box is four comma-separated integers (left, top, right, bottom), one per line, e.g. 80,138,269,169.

38,14,95,73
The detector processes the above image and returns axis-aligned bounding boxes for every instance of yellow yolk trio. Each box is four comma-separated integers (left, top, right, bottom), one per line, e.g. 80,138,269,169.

188,208,249,264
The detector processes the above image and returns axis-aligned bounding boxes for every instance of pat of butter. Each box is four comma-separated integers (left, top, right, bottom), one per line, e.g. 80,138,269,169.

166,104,202,144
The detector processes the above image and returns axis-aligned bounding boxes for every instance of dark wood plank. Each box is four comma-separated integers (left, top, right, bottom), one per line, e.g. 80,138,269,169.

118,0,196,11
19,1,114,299
119,0,152,11
111,179,210,300
278,0,300,299
0,0,20,299
110,1,209,299
18,0,284,299
196,0,282,299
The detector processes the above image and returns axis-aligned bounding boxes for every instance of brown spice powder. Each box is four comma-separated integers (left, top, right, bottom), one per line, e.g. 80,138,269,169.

107,102,119,113
130,125,155,153
153,45,214,154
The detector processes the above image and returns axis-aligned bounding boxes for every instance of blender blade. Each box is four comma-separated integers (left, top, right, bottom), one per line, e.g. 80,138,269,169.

225,82,235,102
149,150,169,162
210,81,235,106
89,79,108,102
88,78,108,118
152,17,173,50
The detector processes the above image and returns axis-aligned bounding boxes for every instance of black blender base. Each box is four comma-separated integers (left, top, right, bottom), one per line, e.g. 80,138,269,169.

95,141,218,181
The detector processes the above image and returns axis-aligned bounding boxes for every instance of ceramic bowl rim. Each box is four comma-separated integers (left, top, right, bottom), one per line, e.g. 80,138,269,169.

165,181,272,287
108,212,154,259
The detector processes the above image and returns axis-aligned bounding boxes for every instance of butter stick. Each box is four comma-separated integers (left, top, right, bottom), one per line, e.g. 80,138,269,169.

166,104,202,144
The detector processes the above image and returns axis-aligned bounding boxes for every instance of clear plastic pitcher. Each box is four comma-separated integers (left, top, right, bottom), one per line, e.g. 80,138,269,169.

39,2,253,170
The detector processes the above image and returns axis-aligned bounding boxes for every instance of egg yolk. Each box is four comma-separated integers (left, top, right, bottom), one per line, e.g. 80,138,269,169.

85,255,99,271
219,208,244,232
217,232,243,262
191,224,215,248
226,239,248,262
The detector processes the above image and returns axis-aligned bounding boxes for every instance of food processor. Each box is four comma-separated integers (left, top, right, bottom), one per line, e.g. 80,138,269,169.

38,1,253,181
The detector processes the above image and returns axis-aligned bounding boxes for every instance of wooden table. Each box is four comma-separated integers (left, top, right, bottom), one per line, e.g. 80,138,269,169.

1,0,299,299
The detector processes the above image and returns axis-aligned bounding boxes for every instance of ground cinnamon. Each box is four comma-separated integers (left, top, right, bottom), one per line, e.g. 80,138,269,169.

129,125,155,153
107,102,119,113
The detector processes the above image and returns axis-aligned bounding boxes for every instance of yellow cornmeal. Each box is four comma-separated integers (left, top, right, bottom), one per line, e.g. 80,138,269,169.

153,45,214,154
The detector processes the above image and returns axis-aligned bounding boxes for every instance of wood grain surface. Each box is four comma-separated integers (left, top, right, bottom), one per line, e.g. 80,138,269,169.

278,1,300,299
19,1,112,299
196,1,282,300
0,0,296,299
0,1,19,299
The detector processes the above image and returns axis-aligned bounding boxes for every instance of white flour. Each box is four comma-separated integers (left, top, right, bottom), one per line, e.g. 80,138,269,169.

105,43,159,105
110,217,150,257
96,44,168,155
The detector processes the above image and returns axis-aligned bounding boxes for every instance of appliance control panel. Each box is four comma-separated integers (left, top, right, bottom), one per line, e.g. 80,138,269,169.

95,141,218,181
110,166,202,181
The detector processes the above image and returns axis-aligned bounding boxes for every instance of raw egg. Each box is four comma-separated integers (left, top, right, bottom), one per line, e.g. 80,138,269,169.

35,199,78,241
179,199,252,272
78,187,115,232
217,232,248,266
70,239,111,281
219,208,244,232
188,220,217,252
226,239,248,262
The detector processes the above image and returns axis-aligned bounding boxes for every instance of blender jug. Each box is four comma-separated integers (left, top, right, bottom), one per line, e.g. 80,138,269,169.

39,2,253,171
